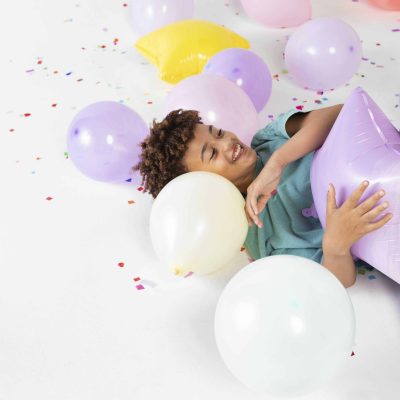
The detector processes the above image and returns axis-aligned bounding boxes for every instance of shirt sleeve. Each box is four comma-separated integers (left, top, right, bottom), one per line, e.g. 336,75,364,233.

253,108,304,144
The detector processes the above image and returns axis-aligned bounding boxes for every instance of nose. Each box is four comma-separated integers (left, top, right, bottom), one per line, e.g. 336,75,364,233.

213,136,233,160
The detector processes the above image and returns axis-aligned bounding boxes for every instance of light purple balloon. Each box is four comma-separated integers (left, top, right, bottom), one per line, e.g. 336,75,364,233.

203,48,272,112
131,0,195,35
164,74,259,146
67,102,149,183
311,86,400,284
284,17,362,91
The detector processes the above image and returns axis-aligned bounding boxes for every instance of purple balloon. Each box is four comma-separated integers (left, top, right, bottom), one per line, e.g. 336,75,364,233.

131,0,194,35
67,102,149,183
284,17,362,91
311,86,400,284
203,48,272,112
164,74,259,146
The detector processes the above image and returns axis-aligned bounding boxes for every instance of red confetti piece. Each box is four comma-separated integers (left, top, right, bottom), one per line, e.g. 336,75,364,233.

24,113,31,117
351,351,355,356
295,105,304,110
100,45,106,48
137,187,144,191
123,3,128,6
240,247,246,252
128,200,135,204
37,60,42,65
51,103,57,107
118,262,125,268
147,101,153,104
46,197,53,201
376,43,381,46
136,284,145,290
9,128,14,132
133,277,140,281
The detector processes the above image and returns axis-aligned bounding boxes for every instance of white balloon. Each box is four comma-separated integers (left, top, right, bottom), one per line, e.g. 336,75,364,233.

214,255,356,398
150,171,248,276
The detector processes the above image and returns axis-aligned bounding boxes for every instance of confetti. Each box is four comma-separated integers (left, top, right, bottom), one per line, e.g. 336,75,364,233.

24,113,31,117
51,103,57,107
46,197,53,201
133,276,140,281
127,200,135,204
137,187,144,191
184,271,194,278
368,275,377,280
136,284,145,290
118,262,125,268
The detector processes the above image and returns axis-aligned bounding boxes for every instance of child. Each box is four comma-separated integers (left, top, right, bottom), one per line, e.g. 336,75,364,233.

133,107,392,288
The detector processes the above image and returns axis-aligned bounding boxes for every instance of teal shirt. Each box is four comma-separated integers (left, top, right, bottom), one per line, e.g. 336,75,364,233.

244,108,371,270
244,108,325,263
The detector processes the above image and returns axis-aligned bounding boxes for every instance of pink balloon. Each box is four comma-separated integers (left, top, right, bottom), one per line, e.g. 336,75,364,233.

369,0,400,10
284,17,362,91
311,86,400,284
164,74,259,146
240,0,311,28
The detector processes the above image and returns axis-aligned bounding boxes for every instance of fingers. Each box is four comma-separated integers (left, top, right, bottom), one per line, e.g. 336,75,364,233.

326,183,337,215
364,212,393,233
342,180,370,210
356,187,386,216
363,199,390,222
245,198,262,228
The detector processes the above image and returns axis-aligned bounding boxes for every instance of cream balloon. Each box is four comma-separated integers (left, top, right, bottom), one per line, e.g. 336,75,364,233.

215,255,356,397
149,171,248,276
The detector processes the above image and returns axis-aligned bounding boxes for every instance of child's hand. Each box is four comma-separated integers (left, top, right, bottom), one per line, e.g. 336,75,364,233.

322,181,393,255
245,156,284,228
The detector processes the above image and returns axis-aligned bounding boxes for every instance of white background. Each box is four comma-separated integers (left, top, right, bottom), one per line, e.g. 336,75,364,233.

1,0,400,399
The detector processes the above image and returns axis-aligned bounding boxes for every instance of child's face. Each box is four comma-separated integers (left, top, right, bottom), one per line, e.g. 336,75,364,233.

183,123,258,193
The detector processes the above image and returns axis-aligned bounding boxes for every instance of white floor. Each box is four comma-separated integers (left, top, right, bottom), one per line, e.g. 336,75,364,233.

1,0,400,399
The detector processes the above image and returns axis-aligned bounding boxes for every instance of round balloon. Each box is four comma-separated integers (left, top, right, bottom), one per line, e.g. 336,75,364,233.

368,0,400,10
130,0,195,35
164,74,259,146
284,17,362,91
150,171,248,276
215,255,356,397
203,48,272,112
67,101,149,183
240,0,312,28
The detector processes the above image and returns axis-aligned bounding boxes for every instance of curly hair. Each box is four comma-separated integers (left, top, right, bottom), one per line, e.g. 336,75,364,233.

132,109,203,198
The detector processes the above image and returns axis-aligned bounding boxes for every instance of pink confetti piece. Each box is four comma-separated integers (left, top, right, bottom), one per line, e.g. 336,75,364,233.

51,103,57,107
46,197,53,201
392,29,400,32
133,276,140,281
24,113,31,117
136,284,145,290
184,271,194,278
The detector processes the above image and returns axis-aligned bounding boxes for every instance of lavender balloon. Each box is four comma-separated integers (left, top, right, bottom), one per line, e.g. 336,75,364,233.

311,86,400,284
284,17,362,91
131,0,194,35
203,48,272,112
164,74,259,146
67,102,149,183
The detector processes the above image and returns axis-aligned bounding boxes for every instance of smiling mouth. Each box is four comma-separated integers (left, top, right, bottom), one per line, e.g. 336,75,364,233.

232,143,244,162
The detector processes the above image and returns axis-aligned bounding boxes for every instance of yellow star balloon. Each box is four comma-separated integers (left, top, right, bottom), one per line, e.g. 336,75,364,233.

135,19,250,84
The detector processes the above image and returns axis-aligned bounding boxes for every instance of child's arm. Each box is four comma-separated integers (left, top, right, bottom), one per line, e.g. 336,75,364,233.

272,104,343,168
